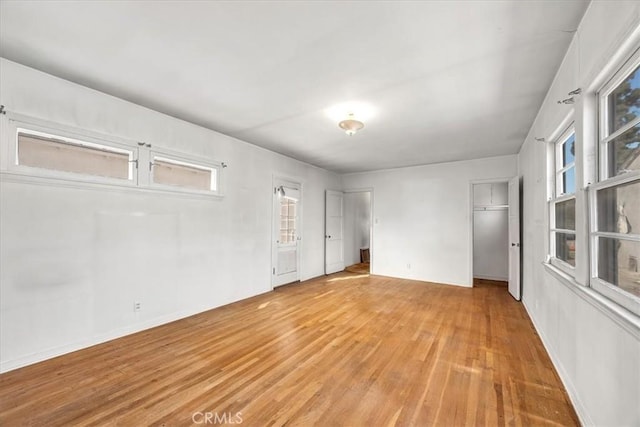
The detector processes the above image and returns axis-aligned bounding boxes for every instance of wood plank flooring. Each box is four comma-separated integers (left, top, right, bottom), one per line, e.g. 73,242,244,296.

344,262,370,274
0,272,578,426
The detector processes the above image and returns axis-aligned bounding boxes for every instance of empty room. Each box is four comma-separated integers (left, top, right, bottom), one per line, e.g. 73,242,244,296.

0,1,638,426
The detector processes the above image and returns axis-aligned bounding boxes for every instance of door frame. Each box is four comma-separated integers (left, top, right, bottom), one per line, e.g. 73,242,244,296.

271,174,303,289
507,176,522,300
325,190,345,274
468,177,514,287
343,187,374,273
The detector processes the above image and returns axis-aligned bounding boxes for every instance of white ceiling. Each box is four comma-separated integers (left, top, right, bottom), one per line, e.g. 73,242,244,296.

0,1,589,173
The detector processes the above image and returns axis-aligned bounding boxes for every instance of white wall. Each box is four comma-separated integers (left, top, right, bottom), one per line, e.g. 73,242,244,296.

343,191,371,266
342,155,517,286
518,2,640,425
0,59,341,373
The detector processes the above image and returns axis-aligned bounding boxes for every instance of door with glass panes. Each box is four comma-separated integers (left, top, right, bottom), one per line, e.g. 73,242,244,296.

272,178,301,287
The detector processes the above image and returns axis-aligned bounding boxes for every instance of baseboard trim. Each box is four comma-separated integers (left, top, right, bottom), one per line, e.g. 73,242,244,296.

0,304,219,373
473,275,508,282
522,299,593,427
0,286,276,374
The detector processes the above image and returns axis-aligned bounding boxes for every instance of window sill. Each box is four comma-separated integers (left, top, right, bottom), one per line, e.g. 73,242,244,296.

549,257,575,276
0,170,224,201
542,262,640,340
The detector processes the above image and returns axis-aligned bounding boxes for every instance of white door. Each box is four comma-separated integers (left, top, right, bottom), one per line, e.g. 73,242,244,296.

325,190,345,274
272,180,301,287
508,176,521,300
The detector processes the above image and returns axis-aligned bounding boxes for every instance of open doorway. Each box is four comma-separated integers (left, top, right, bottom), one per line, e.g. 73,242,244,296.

471,178,521,300
472,181,509,288
343,190,372,275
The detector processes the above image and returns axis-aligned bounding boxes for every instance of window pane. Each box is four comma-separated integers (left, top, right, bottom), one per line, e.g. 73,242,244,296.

607,123,640,176
555,233,576,266
563,134,575,166
608,64,640,134
18,132,130,179
153,158,213,191
562,166,576,195
555,198,575,230
279,198,297,244
598,237,640,298
597,180,640,233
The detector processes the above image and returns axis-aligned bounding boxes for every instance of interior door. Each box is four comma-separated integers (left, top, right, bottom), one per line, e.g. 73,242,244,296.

508,176,521,300
272,180,301,287
325,190,345,274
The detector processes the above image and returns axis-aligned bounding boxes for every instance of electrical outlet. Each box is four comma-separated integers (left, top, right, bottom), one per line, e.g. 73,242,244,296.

134,302,142,312
407,263,411,270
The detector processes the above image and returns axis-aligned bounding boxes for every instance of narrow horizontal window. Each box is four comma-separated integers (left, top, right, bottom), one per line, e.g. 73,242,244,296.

151,156,218,192
17,130,133,180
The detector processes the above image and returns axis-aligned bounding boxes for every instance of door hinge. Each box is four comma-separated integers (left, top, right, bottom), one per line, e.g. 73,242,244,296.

273,267,276,275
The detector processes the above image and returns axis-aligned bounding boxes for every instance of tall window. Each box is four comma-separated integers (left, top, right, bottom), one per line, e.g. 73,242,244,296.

592,51,640,315
550,127,576,270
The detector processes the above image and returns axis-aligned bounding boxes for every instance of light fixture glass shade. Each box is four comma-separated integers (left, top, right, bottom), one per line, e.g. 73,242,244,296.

338,114,364,136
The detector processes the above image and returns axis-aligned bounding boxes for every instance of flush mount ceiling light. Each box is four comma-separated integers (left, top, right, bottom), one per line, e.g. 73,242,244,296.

325,102,374,136
338,113,364,136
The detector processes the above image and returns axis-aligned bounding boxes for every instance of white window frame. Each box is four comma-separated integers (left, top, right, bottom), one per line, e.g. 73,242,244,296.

549,124,577,275
589,175,640,316
590,47,640,316
4,114,139,187
1,113,225,199
149,148,222,197
598,47,640,181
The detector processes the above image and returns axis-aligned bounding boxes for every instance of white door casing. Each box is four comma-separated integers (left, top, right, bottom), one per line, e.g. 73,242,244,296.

508,176,521,300
272,178,301,287
325,190,345,274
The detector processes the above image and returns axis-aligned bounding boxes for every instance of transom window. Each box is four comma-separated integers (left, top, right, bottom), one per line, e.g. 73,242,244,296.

151,155,218,193
17,129,135,181
6,116,224,198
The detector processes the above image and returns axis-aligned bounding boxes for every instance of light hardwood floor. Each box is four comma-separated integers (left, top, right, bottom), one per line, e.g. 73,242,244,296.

0,272,578,426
